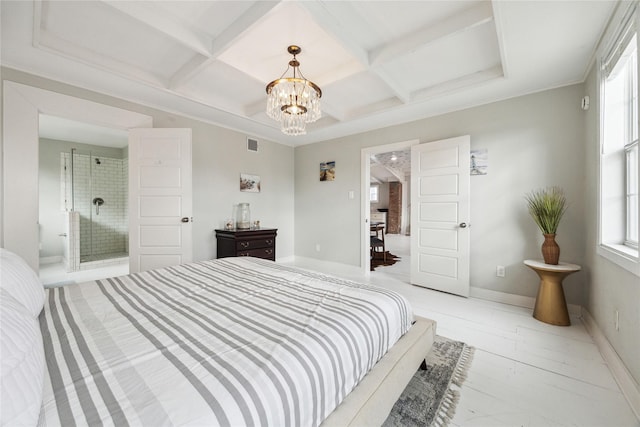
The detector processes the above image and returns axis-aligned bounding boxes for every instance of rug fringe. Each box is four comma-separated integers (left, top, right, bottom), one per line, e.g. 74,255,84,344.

431,388,460,427
429,344,475,427
452,345,475,387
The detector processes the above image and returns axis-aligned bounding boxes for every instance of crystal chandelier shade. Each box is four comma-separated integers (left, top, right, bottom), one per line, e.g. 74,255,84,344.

266,46,322,136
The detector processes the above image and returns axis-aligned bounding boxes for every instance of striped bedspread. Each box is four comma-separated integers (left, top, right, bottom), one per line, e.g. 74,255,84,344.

39,257,413,426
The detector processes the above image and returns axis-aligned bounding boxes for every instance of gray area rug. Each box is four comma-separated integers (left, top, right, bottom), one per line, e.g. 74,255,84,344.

384,335,475,427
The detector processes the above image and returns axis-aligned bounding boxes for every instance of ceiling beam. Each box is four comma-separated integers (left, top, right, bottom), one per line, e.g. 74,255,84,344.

490,0,510,78
169,54,211,91
210,2,281,57
372,68,412,103
411,65,504,101
36,30,169,89
369,2,494,67
101,1,212,56
169,2,280,90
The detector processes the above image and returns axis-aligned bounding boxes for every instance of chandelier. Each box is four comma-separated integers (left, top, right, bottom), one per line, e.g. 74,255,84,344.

266,45,322,136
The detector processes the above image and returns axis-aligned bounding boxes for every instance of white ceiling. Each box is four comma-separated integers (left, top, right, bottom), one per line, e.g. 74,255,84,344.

2,1,616,146
371,150,411,183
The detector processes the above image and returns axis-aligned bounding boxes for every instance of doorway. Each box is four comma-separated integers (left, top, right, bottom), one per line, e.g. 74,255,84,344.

3,81,152,272
38,115,130,285
361,136,471,297
361,140,418,279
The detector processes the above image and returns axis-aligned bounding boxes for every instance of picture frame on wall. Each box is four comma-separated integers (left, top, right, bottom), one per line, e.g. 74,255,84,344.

470,149,488,175
320,161,336,181
240,173,261,192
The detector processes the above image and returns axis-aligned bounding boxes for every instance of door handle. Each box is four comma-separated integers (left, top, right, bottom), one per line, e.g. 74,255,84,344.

181,217,190,223
459,222,468,228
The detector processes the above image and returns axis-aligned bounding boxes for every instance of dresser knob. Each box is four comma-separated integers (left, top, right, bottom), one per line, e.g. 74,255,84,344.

240,242,249,248
266,239,273,245
265,249,273,255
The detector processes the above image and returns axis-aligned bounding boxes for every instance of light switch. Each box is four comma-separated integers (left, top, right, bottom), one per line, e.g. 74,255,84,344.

348,190,355,200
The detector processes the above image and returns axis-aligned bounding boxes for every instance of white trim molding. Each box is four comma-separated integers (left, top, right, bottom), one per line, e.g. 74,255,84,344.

582,308,640,421
470,286,582,316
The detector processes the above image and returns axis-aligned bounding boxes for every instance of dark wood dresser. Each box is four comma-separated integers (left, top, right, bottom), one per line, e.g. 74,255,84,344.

215,228,277,261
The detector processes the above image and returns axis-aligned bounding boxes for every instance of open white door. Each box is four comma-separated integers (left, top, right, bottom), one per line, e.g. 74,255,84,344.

410,135,470,297
129,128,192,273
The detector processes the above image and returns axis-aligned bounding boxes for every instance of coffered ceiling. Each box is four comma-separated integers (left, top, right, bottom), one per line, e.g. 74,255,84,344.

1,1,616,146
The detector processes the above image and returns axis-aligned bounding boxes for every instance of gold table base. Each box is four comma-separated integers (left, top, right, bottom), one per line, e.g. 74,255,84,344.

524,260,581,327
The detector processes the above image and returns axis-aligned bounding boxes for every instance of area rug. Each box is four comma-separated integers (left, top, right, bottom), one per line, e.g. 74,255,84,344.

370,251,401,270
384,335,475,427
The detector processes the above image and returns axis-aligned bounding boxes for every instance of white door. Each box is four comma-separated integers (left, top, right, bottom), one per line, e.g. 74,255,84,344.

129,128,192,273
410,135,470,297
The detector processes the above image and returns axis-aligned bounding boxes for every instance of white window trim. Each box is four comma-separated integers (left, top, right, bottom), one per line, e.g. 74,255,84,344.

597,1,640,277
370,184,379,203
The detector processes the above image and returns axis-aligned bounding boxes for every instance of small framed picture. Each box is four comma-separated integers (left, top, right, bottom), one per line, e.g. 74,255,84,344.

320,161,335,181
470,149,488,175
240,173,261,192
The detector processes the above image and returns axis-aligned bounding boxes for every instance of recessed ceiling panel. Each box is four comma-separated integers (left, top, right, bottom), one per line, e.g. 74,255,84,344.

217,2,365,87
153,1,259,39
380,21,501,95
346,0,484,51
40,1,195,82
179,61,266,113
323,72,397,114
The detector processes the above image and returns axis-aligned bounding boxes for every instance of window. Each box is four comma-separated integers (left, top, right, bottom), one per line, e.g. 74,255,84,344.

599,4,640,275
370,185,379,203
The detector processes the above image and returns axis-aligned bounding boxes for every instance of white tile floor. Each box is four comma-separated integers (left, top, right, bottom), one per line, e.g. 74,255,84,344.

288,234,639,427
39,260,129,287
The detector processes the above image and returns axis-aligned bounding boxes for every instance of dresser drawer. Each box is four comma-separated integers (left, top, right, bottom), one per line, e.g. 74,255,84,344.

238,247,275,260
236,238,275,251
215,228,278,261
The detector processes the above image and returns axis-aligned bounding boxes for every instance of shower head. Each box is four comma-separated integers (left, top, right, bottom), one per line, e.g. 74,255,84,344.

95,158,101,165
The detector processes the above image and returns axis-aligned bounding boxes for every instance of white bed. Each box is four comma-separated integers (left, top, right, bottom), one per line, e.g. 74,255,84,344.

1,250,435,426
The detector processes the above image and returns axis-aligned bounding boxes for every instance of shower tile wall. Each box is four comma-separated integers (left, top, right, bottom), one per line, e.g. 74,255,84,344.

65,153,128,260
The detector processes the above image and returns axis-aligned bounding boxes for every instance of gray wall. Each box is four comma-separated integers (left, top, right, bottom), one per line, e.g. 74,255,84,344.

295,84,587,306
583,66,640,385
4,68,295,262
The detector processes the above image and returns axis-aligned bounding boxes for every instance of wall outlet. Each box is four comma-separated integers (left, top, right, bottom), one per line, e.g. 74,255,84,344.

315,243,321,252
496,265,506,277
615,309,620,331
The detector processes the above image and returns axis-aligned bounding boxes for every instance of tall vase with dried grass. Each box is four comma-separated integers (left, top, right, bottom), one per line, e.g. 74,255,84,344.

525,186,567,265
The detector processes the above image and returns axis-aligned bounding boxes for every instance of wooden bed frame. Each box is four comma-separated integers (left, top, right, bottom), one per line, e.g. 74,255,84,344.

321,316,436,426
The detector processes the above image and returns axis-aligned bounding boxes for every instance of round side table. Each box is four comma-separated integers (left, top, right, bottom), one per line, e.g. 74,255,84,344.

524,260,581,326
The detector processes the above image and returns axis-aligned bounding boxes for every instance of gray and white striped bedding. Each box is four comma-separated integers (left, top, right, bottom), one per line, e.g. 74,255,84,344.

39,257,413,427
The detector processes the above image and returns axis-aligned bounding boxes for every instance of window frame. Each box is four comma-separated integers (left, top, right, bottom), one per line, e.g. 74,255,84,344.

370,184,379,203
597,2,640,276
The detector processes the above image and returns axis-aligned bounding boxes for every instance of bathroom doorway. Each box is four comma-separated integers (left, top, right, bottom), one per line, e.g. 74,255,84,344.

38,115,129,286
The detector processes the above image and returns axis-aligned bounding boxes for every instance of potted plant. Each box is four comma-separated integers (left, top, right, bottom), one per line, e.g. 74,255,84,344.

525,186,567,265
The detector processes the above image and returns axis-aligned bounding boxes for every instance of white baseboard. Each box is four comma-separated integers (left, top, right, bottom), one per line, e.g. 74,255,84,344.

284,256,363,277
469,286,581,316
581,308,640,421
275,255,295,264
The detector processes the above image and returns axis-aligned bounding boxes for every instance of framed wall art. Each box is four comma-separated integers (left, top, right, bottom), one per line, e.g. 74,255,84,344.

320,161,335,181
240,173,261,192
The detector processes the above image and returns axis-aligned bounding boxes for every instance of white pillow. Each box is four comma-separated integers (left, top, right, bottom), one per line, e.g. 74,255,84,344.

0,289,46,427
0,249,45,317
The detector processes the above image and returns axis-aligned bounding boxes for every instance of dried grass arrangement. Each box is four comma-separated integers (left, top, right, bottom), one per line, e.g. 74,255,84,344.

525,186,567,235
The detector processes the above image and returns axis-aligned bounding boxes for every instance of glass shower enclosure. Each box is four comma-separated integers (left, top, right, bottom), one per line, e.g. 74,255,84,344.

64,148,128,271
